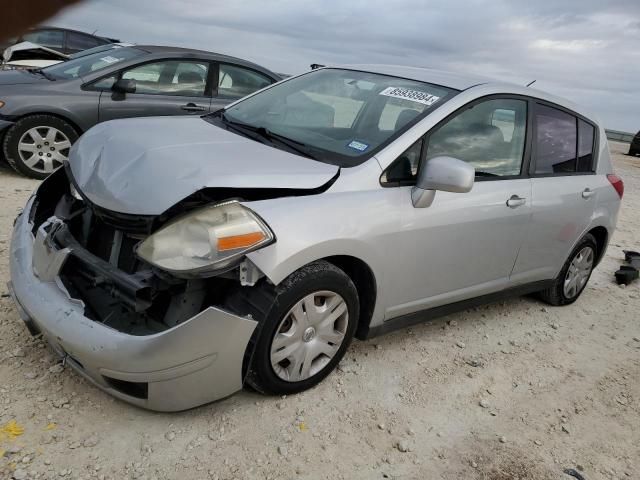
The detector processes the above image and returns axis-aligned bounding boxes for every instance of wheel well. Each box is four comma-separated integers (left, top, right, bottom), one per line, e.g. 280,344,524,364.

16,112,83,136
588,226,608,265
322,255,377,341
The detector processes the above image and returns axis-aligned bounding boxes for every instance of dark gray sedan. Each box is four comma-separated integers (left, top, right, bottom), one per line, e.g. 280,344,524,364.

0,45,280,178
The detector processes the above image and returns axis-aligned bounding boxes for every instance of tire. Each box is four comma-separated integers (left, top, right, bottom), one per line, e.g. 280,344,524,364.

226,260,359,396
3,115,78,179
629,148,639,157
539,233,597,306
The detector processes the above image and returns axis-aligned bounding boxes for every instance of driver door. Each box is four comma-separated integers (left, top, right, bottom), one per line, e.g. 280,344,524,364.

98,59,214,121
380,97,532,319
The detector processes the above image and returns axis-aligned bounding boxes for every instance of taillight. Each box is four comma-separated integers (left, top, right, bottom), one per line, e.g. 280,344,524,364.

607,174,624,199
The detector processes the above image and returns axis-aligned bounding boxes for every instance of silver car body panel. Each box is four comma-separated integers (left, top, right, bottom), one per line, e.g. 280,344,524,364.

10,196,257,411
69,116,339,215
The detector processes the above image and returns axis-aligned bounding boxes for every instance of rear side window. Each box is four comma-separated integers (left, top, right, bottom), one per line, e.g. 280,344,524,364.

534,104,577,174
577,119,595,172
218,64,273,99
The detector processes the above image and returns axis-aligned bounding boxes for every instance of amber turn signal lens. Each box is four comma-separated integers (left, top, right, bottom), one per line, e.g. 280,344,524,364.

0,101,5,108
218,231,266,251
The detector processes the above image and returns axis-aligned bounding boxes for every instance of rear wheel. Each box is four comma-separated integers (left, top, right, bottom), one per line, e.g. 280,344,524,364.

629,147,639,156
227,261,359,395
539,233,597,306
3,115,78,179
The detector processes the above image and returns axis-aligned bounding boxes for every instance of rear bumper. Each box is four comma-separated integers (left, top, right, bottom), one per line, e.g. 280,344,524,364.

9,195,257,411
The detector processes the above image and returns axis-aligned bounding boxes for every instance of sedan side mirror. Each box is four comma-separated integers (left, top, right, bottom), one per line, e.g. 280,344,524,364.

112,78,136,94
411,156,475,208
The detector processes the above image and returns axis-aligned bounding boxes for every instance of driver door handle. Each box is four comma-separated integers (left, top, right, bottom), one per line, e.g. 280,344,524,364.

506,195,526,208
181,103,207,112
582,188,595,199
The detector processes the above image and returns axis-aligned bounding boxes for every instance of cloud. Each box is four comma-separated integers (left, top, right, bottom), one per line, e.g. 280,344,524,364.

49,0,640,131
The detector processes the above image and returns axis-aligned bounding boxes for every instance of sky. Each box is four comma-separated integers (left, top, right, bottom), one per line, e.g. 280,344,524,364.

49,0,640,132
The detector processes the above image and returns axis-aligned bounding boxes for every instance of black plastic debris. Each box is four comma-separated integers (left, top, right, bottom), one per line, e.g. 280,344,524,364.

623,250,640,267
564,468,586,480
615,250,640,285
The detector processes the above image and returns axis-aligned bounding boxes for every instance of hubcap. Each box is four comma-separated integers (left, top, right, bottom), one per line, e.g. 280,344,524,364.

563,246,594,299
270,291,349,382
17,127,71,174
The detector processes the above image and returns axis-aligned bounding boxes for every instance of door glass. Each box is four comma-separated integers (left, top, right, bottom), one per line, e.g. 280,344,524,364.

426,98,527,177
218,64,273,99
123,61,209,96
534,105,577,174
577,119,595,172
22,30,65,50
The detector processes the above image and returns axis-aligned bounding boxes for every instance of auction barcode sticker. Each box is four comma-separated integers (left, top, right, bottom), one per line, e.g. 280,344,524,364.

379,87,440,106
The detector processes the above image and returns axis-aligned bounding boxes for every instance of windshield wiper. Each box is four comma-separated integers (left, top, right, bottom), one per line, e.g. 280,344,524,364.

474,171,499,177
221,113,317,160
28,68,55,81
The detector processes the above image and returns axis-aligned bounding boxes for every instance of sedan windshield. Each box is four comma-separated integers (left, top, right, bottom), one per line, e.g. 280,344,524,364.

43,46,145,80
214,68,456,167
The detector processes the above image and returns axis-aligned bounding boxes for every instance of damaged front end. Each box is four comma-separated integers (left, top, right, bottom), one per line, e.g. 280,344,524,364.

8,167,283,410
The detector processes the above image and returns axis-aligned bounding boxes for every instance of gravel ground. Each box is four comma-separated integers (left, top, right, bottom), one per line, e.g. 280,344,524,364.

0,142,638,480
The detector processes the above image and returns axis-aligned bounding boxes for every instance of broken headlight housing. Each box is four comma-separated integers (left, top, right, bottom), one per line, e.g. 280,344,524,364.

136,201,274,277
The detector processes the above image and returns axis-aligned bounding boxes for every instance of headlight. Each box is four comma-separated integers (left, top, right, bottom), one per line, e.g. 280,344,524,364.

136,201,274,276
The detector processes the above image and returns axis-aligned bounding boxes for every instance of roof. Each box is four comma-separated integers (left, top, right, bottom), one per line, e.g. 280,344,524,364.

136,45,279,78
337,64,496,90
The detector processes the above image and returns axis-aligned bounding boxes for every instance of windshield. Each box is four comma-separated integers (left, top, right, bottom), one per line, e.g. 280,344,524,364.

215,68,456,167
67,43,129,60
43,46,145,80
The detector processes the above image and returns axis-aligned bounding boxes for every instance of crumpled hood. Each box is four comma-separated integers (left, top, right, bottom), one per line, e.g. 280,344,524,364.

68,116,339,215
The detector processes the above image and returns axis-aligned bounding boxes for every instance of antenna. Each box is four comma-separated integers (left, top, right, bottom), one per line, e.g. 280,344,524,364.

526,79,536,87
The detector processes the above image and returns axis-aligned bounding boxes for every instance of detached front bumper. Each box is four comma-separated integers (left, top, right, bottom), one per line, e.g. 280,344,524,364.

9,195,257,412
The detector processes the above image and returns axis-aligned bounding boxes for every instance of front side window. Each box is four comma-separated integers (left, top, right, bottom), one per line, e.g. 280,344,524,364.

533,104,577,174
425,98,527,177
215,68,456,167
122,61,209,96
381,138,423,185
218,64,273,99
44,46,145,80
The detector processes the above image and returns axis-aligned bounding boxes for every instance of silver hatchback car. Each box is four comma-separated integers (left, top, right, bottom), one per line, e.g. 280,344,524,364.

9,66,623,411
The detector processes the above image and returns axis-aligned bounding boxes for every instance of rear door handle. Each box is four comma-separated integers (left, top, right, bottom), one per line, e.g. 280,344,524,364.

181,103,207,112
506,195,526,208
582,188,595,199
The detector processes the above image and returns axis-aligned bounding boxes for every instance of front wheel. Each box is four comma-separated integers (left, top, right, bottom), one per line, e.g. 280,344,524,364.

539,233,597,306
3,115,78,179
228,261,359,395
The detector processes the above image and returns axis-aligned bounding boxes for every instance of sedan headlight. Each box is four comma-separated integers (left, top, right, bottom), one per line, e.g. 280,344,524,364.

136,201,274,276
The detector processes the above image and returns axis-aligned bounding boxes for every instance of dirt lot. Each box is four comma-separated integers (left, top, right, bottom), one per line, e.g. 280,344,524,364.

0,142,638,480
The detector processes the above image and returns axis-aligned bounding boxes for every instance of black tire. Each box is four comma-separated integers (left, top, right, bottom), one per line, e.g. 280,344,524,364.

226,260,359,396
539,233,597,306
3,114,79,179
629,148,639,157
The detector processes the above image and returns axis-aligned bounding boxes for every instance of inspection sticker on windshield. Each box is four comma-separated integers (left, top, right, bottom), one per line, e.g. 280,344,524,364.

379,87,440,106
100,56,120,64
347,140,369,152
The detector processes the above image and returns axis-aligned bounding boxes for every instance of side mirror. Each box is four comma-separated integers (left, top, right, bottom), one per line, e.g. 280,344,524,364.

411,156,475,208
112,78,136,94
